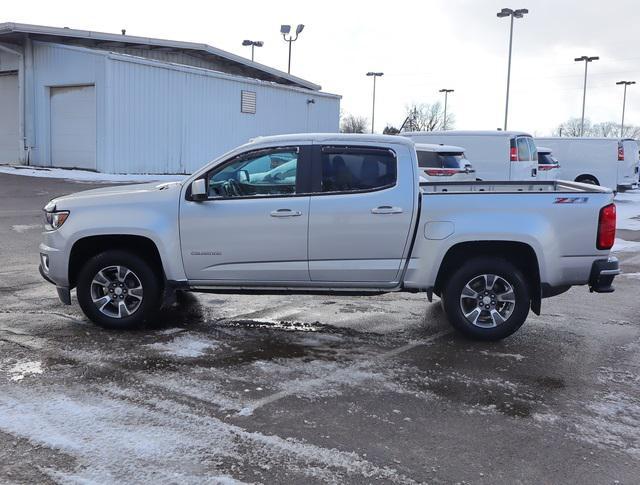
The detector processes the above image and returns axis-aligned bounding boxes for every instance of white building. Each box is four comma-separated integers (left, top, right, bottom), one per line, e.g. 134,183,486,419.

0,23,340,174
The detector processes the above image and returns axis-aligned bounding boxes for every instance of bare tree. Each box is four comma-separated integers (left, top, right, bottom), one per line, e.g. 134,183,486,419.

340,114,369,134
554,117,640,138
402,102,454,132
554,118,590,137
592,121,619,138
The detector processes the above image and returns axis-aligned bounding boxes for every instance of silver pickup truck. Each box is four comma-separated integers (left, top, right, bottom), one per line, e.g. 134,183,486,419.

39,134,620,340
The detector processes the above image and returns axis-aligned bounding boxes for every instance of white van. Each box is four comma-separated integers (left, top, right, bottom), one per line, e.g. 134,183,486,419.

402,130,538,181
415,143,476,182
535,137,639,191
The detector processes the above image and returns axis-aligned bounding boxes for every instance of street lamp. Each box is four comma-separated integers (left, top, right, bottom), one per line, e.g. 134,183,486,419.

616,80,635,137
281,24,304,74
497,7,529,131
439,88,454,129
242,40,263,62
575,55,599,136
366,72,384,134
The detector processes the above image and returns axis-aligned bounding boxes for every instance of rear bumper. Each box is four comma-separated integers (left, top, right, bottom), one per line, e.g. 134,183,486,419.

588,257,620,293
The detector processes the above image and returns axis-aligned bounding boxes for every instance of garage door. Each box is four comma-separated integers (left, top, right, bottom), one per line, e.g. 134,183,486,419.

50,85,96,170
0,73,19,163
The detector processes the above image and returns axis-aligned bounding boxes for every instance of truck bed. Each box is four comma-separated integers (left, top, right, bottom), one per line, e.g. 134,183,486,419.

420,180,612,194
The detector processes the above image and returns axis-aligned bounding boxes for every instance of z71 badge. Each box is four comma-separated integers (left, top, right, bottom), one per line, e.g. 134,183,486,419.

554,197,589,204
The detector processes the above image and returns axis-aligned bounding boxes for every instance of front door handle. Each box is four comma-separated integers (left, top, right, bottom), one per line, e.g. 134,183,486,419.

371,206,403,214
270,209,302,217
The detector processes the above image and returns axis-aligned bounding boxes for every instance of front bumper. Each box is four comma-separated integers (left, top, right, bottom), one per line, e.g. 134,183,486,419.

39,263,71,305
589,257,620,293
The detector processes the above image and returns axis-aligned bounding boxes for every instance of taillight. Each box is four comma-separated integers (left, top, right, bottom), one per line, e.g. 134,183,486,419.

618,145,624,161
597,204,616,250
510,146,518,162
425,168,458,177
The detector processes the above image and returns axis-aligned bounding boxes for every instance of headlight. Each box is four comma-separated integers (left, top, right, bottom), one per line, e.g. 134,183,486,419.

44,210,70,231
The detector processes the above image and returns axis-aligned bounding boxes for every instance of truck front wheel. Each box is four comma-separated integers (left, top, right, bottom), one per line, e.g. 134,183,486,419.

441,257,530,341
76,250,162,329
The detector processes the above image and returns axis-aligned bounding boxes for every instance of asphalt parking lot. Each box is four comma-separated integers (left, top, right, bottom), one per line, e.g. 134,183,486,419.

0,171,639,484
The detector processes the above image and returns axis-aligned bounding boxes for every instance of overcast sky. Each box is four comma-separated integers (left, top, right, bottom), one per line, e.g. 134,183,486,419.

5,0,640,134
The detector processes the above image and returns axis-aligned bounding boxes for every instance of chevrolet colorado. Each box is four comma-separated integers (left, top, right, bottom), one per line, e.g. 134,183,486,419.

39,134,620,340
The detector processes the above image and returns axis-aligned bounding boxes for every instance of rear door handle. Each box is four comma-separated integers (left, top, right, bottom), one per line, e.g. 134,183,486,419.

371,206,403,214
270,209,302,217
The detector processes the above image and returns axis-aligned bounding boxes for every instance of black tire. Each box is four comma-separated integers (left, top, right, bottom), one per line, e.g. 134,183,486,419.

76,250,162,329
576,176,599,186
441,257,530,341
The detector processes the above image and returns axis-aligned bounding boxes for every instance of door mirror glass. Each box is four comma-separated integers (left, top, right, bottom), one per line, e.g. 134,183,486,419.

237,169,250,183
191,179,207,201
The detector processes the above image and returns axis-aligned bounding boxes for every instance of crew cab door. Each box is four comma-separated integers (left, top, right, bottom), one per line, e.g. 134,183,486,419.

180,145,311,282
307,145,415,283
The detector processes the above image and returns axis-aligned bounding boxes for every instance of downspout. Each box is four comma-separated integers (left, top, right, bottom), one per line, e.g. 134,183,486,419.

0,42,25,164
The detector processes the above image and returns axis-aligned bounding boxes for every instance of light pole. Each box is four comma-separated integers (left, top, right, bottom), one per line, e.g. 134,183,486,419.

575,55,599,136
616,80,635,137
497,7,528,131
439,88,454,129
366,72,384,133
242,40,263,62
281,24,304,74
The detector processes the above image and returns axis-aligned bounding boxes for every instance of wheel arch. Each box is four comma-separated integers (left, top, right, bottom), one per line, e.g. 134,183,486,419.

434,240,542,315
69,235,164,289
575,174,600,185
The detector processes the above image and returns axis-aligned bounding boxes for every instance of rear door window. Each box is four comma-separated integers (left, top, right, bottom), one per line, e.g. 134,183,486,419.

417,151,440,168
517,137,531,161
320,147,397,193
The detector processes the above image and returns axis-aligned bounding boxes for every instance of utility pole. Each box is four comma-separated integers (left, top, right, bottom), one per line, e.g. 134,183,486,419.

575,55,599,136
497,7,529,131
366,72,384,133
616,80,635,137
439,88,454,128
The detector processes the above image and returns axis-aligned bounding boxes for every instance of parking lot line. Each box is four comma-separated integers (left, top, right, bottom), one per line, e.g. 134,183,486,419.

237,329,452,416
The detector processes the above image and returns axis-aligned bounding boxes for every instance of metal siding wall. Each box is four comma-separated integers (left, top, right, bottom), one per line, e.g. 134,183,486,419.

107,57,340,174
29,42,106,168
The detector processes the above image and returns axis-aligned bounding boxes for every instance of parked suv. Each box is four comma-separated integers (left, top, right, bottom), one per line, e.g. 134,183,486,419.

415,144,475,181
536,146,561,181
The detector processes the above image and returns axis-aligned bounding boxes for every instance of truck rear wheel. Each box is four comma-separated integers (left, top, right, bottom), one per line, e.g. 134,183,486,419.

441,257,530,340
76,250,162,329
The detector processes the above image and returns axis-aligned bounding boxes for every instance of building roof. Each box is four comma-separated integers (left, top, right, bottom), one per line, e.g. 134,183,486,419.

0,22,321,91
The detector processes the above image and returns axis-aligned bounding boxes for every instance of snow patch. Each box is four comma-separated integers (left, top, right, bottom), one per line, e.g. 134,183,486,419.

612,238,640,253
146,334,218,358
11,224,41,233
7,361,43,381
615,192,640,230
479,350,525,361
0,165,187,183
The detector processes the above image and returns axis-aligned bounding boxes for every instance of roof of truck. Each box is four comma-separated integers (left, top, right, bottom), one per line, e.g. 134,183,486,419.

403,130,532,138
248,133,416,146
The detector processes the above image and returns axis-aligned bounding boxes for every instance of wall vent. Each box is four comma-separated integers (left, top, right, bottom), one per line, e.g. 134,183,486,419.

241,90,257,114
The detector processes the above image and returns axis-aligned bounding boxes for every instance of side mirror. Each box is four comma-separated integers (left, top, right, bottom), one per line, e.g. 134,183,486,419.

190,179,207,201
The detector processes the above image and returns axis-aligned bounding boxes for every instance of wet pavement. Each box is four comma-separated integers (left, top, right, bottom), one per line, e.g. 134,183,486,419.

0,172,639,484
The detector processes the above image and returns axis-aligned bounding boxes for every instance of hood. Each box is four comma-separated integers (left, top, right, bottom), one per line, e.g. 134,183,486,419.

47,181,183,210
